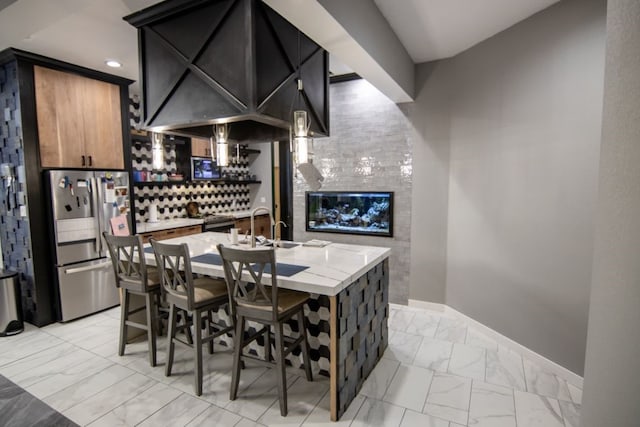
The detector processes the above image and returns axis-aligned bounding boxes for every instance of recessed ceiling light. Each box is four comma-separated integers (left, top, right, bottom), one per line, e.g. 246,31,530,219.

105,60,122,68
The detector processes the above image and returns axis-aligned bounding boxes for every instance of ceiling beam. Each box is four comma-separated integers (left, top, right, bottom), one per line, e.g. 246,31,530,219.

264,0,414,103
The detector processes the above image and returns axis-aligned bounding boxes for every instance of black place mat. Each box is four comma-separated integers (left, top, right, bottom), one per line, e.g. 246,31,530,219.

259,262,309,277
144,246,154,254
191,253,223,265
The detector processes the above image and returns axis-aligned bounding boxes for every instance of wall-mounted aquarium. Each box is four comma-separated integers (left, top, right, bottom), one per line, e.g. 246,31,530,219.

305,191,394,237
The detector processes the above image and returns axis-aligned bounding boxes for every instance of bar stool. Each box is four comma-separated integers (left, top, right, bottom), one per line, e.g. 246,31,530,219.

103,232,161,367
150,238,234,396
217,243,313,416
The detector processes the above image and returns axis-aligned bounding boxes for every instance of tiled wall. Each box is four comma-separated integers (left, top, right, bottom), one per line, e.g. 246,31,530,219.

129,94,257,223
131,139,252,222
293,79,413,304
0,60,36,319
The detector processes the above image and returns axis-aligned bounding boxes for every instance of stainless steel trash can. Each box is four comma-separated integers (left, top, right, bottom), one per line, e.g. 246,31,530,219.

0,270,23,336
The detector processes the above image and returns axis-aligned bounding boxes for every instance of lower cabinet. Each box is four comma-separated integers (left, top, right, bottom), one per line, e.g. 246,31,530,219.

234,214,270,237
139,225,201,243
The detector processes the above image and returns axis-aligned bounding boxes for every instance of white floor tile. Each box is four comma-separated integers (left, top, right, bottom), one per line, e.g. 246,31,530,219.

404,312,440,337
434,317,467,344
42,364,136,412
224,369,298,421
137,392,210,427
567,382,582,405
399,409,449,427
485,348,526,391
383,330,423,364
186,403,243,427
389,309,415,332
235,418,266,427
448,343,486,381
302,393,364,427
468,380,515,427
424,372,471,415
559,400,581,427
0,331,65,367
522,357,571,402
359,358,400,400
422,403,468,426
465,328,498,351
25,355,113,399
412,337,453,373
62,372,156,425
513,390,564,427
258,375,327,426
88,382,182,427
352,398,405,427
382,364,433,412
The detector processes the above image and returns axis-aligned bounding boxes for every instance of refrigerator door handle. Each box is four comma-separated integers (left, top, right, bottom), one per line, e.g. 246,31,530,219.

64,261,112,275
90,177,102,254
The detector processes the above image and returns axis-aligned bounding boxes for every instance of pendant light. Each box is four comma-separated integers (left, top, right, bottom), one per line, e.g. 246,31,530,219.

293,107,313,165
151,131,164,170
214,123,229,167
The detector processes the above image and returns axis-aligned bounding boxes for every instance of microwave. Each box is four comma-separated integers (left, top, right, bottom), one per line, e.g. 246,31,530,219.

191,157,220,180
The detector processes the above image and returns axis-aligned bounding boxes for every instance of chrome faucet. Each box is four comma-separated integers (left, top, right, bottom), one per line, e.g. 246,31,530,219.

250,206,274,247
273,221,287,246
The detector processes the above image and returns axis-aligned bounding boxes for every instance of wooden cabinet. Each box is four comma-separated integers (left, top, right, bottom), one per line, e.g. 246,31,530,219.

139,225,202,244
34,65,124,169
191,136,213,157
235,214,270,237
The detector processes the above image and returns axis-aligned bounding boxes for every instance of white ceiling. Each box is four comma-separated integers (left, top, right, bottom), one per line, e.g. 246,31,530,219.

373,0,560,63
0,0,559,92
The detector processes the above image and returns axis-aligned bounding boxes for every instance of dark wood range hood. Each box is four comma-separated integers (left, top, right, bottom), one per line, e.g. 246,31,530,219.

125,0,329,142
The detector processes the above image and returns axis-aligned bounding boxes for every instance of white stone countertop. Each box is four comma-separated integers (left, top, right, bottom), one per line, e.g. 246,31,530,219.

136,218,203,233
142,232,391,296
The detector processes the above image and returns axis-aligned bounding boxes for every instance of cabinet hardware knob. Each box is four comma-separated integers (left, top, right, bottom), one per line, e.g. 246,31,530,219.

88,155,93,166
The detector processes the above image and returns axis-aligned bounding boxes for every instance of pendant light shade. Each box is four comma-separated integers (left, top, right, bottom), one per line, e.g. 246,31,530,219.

214,124,229,167
151,131,164,170
293,110,313,165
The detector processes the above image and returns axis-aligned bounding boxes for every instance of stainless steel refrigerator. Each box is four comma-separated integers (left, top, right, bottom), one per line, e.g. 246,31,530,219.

46,170,130,321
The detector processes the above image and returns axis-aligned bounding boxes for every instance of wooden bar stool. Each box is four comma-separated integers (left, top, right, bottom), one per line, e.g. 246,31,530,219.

103,232,162,367
217,243,313,416
150,238,234,396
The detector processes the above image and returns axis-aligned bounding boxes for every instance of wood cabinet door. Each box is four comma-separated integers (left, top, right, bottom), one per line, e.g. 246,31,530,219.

234,217,251,234
34,66,86,168
191,137,212,157
82,78,124,169
235,215,270,236
254,215,271,237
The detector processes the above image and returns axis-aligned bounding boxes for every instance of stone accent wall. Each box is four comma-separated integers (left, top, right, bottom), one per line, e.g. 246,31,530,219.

0,60,36,319
294,79,413,304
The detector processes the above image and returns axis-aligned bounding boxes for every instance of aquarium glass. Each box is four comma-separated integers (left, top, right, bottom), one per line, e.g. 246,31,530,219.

305,191,393,237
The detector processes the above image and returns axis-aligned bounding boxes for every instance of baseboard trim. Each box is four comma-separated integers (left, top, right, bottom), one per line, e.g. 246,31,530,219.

407,299,583,388
406,299,446,312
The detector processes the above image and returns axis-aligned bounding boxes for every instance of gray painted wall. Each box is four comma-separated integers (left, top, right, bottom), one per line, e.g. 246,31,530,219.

581,0,640,424
293,79,413,304
413,0,606,375
408,62,453,304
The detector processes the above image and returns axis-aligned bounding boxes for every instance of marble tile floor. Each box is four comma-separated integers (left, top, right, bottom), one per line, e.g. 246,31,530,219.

0,303,582,427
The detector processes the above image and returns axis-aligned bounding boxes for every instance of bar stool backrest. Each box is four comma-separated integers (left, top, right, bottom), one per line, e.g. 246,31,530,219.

150,239,194,309
217,244,279,321
103,232,149,291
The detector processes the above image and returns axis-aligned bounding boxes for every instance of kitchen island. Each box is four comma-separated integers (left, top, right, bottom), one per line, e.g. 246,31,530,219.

143,232,390,421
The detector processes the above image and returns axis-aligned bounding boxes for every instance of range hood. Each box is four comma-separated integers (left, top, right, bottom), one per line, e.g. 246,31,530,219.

125,0,329,141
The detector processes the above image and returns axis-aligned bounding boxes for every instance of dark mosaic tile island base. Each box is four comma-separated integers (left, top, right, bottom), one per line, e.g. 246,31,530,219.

0,374,78,427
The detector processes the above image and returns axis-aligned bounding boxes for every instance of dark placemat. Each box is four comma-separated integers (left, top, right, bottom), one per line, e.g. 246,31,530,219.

144,246,154,254
260,262,309,277
191,252,223,265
